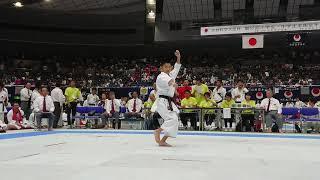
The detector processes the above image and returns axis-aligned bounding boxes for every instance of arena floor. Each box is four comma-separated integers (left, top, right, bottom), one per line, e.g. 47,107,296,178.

1,130,320,180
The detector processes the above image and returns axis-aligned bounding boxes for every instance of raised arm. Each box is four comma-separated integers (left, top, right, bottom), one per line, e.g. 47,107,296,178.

169,50,182,79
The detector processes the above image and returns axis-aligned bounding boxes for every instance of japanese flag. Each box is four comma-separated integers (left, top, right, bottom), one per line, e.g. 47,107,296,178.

242,35,264,49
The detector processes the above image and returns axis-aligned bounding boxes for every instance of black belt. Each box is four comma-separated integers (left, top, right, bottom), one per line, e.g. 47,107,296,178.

159,95,174,111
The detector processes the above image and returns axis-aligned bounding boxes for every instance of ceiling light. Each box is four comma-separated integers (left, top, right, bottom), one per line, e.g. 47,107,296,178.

13,2,23,7
148,10,155,19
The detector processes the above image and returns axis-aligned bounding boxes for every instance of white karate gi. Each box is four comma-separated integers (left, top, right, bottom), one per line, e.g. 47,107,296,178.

153,63,181,137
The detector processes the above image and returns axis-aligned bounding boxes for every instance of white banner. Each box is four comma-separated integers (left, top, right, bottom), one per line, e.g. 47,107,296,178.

201,20,320,36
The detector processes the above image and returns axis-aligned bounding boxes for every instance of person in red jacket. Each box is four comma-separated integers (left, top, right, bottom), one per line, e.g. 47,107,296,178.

177,79,192,101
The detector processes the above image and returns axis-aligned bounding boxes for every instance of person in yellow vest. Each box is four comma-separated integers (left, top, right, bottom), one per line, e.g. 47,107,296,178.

241,93,256,132
199,92,217,130
64,80,82,128
192,77,209,105
220,92,236,131
180,90,198,130
143,94,156,119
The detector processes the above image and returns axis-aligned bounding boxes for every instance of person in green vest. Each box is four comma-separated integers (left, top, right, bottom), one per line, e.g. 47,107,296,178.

64,80,82,128
192,77,209,105
220,92,236,131
199,92,217,130
180,90,198,130
241,93,256,132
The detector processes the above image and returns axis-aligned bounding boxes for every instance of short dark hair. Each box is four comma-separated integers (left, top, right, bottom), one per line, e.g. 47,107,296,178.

225,92,232,98
41,86,48,91
309,98,317,104
160,62,171,66
55,81,61,87
204,92,211,97
237,80,244,83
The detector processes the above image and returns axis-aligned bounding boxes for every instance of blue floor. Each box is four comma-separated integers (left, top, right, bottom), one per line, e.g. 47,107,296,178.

1,130,320,140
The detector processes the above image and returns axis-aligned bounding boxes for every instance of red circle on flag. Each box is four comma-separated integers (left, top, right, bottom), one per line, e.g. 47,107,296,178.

284,91,293,99
293,34,301,42
249,38,257,46
204,28,208,32
311,88,320,97
256,92,263,99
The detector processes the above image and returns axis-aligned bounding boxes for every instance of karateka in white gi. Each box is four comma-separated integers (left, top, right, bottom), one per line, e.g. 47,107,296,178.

153,50,181,147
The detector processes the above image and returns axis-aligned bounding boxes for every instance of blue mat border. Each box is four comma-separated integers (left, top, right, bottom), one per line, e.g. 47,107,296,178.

1,130,320,140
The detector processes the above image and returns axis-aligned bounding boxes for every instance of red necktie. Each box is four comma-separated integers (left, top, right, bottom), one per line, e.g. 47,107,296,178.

133,99,137,112
111,100,115,113
43,96,47,112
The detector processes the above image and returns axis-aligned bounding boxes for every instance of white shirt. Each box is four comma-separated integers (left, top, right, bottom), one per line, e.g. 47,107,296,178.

86,94,100,106
0,89,8,102
51,87,65,106
104,99,121,114
212,86,226,103
31,90,41,103
33,95,55,113
285,102,295,107
31,90,41,109
231,87,249,102
127,98,143,113
20,87,32,101
260,97,282,114
295,101,307,108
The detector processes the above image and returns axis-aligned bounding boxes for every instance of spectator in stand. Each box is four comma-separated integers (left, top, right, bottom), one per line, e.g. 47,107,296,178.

20,82,32,120
98,93,107,107
180,90,198,130
192,77,209,104
51,82,65,128
86,88,100,106
241,93,256,132
211,79,226,105
65,80,81,128
295,97,307,108
177,79,192,101
102,91,121,129
231,80,249,103
260,90,282,133
199,92,217,130
220,92,236,131
6,102,32,130
285,101,295,107
33,87,55,131
126,91,143,118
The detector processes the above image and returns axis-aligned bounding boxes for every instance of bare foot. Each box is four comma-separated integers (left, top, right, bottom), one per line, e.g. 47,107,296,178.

159,142,172,147
154,129,161,143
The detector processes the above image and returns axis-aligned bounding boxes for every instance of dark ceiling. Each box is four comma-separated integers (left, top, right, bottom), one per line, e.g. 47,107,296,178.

0,0,145,14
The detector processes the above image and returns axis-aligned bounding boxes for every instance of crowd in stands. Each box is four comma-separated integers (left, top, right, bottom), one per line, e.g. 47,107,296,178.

1,51,320,88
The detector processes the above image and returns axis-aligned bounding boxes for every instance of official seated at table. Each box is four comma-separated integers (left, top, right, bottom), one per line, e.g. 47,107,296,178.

260,89,282,133
125,91,143,119
199,92,217,130
7,102,32,130
33,87,55,131
102,91,121,129
180,90,198,130
220,92,236,131
241,93,256,132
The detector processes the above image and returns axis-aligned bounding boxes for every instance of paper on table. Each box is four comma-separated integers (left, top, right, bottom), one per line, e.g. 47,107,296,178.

223,108,231,119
